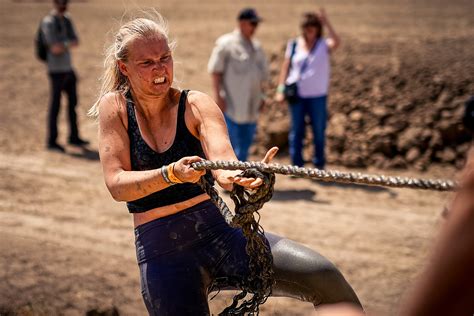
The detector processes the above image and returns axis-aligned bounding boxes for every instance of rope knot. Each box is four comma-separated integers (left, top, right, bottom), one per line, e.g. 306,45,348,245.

196,164,276,314
230,168,275,220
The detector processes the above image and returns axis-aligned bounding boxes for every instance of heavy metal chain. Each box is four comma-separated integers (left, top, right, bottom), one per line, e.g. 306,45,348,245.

193,160,457,192
198,169,276,315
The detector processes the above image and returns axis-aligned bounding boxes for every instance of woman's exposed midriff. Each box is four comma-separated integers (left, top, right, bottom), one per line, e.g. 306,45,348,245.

133,193,211,228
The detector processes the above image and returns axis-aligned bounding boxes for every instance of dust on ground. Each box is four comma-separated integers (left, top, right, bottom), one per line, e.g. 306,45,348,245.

0,0,472,315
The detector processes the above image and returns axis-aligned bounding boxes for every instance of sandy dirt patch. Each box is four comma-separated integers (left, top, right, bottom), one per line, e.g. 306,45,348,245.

1,0,472,315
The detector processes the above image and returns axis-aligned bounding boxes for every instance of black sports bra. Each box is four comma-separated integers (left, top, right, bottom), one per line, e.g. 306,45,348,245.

126,90,213,213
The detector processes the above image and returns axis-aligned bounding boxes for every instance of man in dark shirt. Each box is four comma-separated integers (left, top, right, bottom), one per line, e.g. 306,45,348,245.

41,0,88,152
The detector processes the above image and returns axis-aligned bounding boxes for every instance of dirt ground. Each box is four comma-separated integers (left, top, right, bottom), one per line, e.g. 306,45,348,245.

0,0,472,315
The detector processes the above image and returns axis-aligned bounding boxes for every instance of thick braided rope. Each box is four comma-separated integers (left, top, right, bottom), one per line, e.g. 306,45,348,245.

198,169,275,315
198,177,234,225
192,160,457,192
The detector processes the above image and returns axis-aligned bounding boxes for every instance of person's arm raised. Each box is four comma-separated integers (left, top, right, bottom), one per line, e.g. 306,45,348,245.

318,8,341,52
186,91,278,191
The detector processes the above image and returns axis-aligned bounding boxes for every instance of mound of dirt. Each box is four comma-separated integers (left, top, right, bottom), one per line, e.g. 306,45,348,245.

255,37,473,170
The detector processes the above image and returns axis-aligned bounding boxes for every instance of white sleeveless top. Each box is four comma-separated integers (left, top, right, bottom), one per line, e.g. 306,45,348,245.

285,37,330,98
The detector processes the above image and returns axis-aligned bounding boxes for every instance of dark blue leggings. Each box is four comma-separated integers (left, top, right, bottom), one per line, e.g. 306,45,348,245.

135,200,361,315
289,95,327,168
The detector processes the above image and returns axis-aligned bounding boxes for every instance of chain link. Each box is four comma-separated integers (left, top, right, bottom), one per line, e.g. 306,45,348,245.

192,160,457,192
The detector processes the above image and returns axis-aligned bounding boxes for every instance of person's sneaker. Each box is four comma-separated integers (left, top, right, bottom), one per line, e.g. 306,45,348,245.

68,137,90,146
47,142,65,152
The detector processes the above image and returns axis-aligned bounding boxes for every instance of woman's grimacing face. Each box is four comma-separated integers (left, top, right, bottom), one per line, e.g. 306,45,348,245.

119,36,173,97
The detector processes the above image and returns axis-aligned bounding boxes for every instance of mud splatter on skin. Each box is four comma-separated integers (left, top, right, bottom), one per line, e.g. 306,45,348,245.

135,181,144,193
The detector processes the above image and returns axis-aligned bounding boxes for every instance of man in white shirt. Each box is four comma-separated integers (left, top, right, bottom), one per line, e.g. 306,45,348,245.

208,8,269,161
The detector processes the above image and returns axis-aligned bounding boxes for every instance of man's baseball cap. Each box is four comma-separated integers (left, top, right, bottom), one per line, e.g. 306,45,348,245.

237,8,262,23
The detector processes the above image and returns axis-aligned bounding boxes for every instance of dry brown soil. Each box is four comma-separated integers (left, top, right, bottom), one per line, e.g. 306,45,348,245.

0,0,472,315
